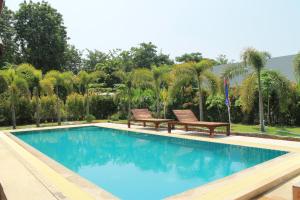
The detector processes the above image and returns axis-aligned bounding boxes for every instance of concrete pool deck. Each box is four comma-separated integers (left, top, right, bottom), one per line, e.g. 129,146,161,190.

0,122,300,199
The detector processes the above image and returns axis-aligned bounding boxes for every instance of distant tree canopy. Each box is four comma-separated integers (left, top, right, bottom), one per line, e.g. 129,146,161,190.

63,45,82,73
176,52,203,63
130,42,173,68
83,50,108,72
14,1,68,72
0,2,217,76
216,54,229,65
0,7,18,66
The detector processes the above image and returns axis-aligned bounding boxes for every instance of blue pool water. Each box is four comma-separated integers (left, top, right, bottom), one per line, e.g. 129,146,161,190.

16,126,287,200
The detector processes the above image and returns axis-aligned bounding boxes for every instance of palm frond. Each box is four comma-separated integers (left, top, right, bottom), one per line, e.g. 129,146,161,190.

14,77,30,96
221,63,248,80
40,78,55,95
241,47,269,72
194,59,214,74
168,64,194,99
132,68,153,88
203,70,220,95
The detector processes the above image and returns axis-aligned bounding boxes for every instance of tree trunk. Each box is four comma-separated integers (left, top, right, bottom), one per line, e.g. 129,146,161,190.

217,107,221,122
163,104,166,119
86,86,89,116
0,0,3,14
36,97,40,127
267,91,270,125
11,102,16,130
128,87,132,120
35,87,40,127
56,86,61,125
198,81,204,121
257,72,265,132
156,91,160,118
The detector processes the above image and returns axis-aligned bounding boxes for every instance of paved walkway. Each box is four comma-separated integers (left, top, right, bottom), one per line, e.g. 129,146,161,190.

0,133,60,200
258,174,300,200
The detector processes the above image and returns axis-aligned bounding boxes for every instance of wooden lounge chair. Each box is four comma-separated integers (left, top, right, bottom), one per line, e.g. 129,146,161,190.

128,109,173,131
168,109,230,137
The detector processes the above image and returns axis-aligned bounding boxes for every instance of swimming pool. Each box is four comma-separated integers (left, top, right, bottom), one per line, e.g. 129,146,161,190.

15,126,287,200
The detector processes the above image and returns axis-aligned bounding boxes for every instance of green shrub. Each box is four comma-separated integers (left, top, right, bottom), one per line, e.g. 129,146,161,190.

90,94,117,119
0,92,11,126
110,113,120,121
85,114,95,123
40,95,57,122
66,93,85,120
16,96,34,124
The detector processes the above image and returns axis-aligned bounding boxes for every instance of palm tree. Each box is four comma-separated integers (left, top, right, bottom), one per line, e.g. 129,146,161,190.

222,48,271,132
0,67,29,129
77,70,103,116
160,88,170,119
16,64,42,127
151,65,170,117
171,60,219,120
44,70,74,125
261,70,290,124
114,68,153,119
114,70,134,119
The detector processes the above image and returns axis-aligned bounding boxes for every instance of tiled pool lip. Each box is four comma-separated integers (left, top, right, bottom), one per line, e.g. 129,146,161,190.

4,123,300,200
167,152,300,200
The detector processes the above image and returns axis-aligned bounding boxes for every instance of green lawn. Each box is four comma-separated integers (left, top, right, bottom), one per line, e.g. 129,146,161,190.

1,120,299,138
230,123,300,137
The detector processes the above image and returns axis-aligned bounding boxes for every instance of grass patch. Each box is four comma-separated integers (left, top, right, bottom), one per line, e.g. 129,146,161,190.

230,123,300,137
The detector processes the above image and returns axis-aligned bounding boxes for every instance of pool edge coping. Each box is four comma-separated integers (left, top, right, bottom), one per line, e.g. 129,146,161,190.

1,128,118,200
96,123,300,153
4,123,300,200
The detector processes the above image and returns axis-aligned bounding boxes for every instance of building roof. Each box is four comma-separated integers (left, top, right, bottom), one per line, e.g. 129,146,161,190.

213,54,296,83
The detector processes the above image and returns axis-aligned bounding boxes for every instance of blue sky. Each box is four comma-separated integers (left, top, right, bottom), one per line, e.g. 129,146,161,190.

6,0,300,61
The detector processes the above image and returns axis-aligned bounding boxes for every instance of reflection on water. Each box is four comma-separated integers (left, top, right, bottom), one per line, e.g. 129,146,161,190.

16,126,287,200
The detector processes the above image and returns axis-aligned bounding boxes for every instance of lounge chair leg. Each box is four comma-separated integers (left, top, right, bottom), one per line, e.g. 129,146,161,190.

184,125,188,131
143,122,146,127
128,120,131,128
226,125,230,136
209,128,214,138
155,123,159,131
168,123,172,133
172,124,175,129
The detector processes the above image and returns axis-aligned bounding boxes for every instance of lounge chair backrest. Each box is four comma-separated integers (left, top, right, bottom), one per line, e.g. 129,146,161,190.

131,109,153,120
173,110,198,122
